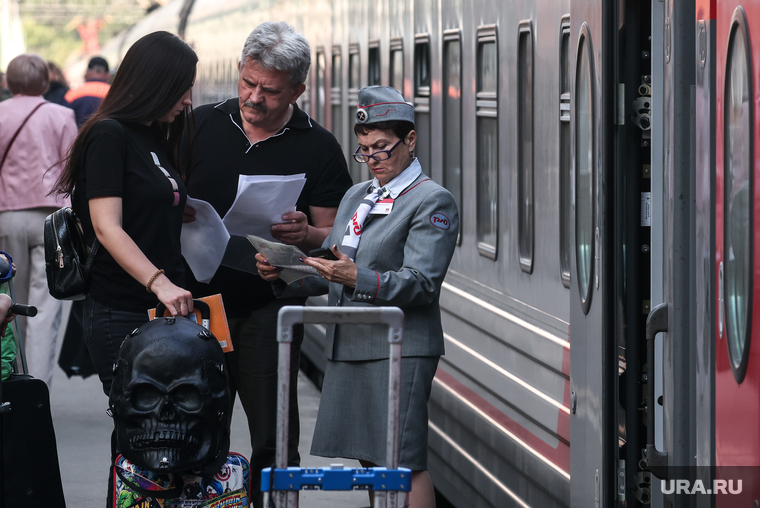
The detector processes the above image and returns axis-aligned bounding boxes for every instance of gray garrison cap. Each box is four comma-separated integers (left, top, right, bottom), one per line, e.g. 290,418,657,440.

355,86,414,125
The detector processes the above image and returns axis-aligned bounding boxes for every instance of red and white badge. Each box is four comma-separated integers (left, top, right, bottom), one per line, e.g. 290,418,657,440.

370,198,394,215
430,213,450,229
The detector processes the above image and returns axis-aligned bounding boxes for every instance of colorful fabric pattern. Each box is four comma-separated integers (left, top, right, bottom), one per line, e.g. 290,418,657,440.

114,453,250,508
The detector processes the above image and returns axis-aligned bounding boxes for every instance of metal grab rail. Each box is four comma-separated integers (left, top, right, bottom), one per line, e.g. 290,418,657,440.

270,305,407,508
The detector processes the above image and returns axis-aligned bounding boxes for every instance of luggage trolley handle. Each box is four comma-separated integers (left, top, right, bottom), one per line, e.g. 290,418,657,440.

155,299,210,330
273,306,405,508
276,306,404,469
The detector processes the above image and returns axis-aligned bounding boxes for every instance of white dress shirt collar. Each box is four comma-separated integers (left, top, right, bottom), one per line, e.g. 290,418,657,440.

367,158,422,199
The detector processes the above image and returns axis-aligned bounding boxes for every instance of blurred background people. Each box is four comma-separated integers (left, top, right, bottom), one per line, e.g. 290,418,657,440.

0,71,11,102
64,55,110,126
0,53,77,388
43,61,71,107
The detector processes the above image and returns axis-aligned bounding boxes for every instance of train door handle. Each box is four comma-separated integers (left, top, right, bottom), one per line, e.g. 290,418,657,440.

640,302,669,477
718,261,724,339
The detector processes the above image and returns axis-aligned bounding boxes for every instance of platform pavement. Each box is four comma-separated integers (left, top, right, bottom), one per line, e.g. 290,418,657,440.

46,302,370,507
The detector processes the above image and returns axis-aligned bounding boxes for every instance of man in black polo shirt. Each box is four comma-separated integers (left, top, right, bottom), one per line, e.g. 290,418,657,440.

184,21,352,505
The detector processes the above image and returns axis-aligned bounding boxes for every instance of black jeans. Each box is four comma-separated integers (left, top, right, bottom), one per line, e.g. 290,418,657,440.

227,297,303,508
82,295,149,508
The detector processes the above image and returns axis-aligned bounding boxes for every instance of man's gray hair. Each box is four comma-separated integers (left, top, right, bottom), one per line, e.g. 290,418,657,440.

6,54,48,96
241,21,311,86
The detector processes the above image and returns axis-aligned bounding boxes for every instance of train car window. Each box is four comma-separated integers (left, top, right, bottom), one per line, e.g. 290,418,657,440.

414,34,432,181
349,47,361,90
575,28,595,313
331,49,343,151
723,7,753,383
443,30,462,243
559,16,571,287
476,26,498,259
390,38,404,93
518,21,534,274
348,44,363,183
368,43,381,86
315,50,326,126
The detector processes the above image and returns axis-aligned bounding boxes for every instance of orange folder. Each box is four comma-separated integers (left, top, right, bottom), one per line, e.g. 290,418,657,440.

148,293,233,353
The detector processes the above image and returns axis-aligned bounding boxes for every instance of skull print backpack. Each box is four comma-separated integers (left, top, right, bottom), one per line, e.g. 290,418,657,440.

108,314,250,508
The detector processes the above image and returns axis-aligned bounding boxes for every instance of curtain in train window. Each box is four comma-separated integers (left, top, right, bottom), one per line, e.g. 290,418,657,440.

518,22,534,273
315,50,326,126
348,46,362,183
368,44,381,86
331,50,343,149
414,36,431,174
443,32,462,242
476,27,498,259
390,39,404,93
575,28,595,313
723,8,753,383
559,17,571,287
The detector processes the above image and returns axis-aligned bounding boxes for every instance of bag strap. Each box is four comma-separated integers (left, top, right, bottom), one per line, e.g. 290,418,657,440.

114,459,184,500
0,101,47,174
71,190,101,270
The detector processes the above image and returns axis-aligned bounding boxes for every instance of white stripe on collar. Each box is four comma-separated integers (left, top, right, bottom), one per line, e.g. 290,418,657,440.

367,158,423,199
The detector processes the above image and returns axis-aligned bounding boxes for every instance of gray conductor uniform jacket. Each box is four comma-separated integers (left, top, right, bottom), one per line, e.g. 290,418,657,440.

274,160,459,361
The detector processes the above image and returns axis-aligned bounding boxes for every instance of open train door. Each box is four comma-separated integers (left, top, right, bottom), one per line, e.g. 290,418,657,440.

715,0,760,505
569,2,614,506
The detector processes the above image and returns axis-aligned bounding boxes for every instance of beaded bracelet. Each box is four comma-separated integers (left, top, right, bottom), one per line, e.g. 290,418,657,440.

145,269,165,293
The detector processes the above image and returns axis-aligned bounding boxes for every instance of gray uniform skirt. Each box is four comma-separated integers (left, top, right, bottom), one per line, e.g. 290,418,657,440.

310,355,440,471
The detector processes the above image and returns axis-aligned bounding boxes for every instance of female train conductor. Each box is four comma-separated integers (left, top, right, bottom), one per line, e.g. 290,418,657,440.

256,85,459,508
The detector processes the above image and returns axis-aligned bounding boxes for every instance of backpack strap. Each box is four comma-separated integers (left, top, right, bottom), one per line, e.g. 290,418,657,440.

0,101,47,174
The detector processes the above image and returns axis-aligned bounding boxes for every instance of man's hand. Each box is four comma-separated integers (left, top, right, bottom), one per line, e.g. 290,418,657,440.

0,294,14,326
271,211,309,246
183,205,197,224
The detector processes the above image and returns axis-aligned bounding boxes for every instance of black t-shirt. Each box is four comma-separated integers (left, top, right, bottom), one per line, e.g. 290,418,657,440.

185,99,352,317
74,119,188,312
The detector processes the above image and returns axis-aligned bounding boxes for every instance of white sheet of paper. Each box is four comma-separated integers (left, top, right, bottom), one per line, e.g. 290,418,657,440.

222,174,307,241
181,197,231,283
246,234,317,284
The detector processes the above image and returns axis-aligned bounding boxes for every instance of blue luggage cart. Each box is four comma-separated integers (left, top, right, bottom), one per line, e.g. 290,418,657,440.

262,306,412,508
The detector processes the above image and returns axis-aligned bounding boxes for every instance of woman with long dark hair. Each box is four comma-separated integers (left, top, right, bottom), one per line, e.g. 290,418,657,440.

54,31,198,398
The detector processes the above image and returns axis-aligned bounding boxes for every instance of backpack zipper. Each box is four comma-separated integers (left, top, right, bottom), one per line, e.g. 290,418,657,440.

52,212,64,268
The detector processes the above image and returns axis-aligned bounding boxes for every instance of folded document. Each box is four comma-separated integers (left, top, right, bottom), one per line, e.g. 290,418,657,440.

246,235,318,285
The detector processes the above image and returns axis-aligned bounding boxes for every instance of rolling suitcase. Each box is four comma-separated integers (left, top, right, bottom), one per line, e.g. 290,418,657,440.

262,306,411,508
0,279,66,508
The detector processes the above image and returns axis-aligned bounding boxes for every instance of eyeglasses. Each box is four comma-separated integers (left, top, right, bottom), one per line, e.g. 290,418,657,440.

353,139,404,163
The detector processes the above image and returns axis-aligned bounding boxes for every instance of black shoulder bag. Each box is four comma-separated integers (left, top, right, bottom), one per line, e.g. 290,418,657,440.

43,205,100,301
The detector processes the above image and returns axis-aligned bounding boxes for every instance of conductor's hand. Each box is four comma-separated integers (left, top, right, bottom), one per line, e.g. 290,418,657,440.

302,245,358,288
150,273,194,316
183,204,197,224
255,252,282,282
271,211,309,246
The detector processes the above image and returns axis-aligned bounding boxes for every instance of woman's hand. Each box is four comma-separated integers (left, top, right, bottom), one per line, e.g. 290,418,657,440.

89,197,194,317
150,274,194,316
255,252,283,282
302,245,358,288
